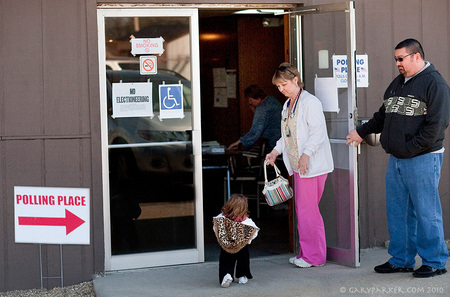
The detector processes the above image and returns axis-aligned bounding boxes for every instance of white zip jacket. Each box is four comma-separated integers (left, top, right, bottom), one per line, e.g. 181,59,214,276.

274,90,334,177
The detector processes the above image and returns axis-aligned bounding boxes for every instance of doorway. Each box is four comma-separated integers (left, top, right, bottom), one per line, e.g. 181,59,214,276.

98,2,359,271
197,9,291,261
199,3,360,266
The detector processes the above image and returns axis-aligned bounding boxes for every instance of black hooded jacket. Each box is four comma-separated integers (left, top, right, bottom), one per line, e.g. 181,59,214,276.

357,63,450,159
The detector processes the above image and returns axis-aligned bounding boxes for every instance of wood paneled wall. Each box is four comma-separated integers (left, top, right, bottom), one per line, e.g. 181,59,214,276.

0,0,103,291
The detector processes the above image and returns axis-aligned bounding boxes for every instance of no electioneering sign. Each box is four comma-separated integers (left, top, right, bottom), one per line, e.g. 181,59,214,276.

14,186,90,245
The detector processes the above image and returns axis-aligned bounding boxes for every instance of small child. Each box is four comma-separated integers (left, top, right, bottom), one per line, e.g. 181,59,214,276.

213,194,260,288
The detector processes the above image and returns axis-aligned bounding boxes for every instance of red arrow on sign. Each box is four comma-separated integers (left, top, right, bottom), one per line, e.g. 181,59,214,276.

18,209,85,235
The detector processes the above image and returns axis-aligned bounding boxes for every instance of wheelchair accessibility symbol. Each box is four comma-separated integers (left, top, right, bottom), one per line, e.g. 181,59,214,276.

162,87,180,109
160,84,182,110
159,84,184,119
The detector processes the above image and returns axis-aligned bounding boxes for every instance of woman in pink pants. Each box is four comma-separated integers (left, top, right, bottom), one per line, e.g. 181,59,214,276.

266,62,334,268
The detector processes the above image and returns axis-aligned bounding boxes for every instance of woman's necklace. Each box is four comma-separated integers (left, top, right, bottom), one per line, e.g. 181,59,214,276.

285,88,302,137
289,88,302,118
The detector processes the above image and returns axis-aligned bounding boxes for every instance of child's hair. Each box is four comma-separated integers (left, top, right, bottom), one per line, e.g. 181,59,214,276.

221,194,249,221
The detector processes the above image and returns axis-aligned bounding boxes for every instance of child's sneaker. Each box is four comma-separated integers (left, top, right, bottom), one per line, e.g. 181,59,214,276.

238,276,248,284
221,273,233,288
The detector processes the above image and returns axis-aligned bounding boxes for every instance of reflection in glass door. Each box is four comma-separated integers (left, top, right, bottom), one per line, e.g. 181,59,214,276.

290,2,359,267
98,8,203,271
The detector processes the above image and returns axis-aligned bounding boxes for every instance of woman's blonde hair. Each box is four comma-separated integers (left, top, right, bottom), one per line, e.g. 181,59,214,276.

272,62,304,88
221,194,249,221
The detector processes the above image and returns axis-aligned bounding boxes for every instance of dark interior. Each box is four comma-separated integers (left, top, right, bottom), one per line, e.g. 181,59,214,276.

198,11,290,261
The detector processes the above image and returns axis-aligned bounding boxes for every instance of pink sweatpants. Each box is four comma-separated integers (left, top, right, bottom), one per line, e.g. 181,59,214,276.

294,173,328,265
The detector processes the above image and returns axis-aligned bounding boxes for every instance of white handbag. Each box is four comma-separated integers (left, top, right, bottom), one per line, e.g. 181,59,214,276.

262,160,293,206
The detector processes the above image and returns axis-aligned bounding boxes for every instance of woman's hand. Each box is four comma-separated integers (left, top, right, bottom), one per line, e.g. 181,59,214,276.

298,154,309,175
265,150,279,166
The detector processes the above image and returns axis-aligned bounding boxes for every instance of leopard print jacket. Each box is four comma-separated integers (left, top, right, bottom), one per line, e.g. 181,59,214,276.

213,216,258,254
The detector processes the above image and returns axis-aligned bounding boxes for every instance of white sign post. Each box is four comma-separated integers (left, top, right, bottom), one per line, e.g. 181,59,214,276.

14,186,90,245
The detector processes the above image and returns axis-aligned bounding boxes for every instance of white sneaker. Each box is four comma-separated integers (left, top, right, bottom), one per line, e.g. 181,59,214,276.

293,258,325,268
294,258,312,268
238,276,248,284
289,256,297,264
221,273,233,288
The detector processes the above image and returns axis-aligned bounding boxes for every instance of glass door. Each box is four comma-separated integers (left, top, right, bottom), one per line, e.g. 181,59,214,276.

289,2,359,267
98,8,203,271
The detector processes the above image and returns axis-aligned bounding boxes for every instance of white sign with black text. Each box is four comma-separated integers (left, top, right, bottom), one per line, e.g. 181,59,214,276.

112,82,154,118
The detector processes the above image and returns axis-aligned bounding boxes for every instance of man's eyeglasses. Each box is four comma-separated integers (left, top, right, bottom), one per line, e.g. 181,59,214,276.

394,52,416,62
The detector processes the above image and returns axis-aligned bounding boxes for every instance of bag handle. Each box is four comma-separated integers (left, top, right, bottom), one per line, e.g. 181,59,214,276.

263,160,282,183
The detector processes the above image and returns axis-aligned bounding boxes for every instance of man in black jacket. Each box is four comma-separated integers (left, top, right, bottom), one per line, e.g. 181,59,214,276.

347,38,450,278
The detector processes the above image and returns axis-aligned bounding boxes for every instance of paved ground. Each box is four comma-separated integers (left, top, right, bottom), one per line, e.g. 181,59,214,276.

93,248,450,297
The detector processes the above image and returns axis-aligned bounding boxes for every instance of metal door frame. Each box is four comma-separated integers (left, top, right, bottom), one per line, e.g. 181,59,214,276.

288,1,359,267
97,7,203,271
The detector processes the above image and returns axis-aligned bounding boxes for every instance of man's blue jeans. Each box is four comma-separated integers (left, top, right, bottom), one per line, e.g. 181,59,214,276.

386,153,448,269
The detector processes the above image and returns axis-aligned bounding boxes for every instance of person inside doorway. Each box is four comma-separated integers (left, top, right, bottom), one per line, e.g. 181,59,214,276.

346,38,450,278
228,84,282,151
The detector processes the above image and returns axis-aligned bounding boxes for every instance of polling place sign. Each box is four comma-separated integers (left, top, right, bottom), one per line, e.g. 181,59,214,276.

332,54,369,88
14,186,90,245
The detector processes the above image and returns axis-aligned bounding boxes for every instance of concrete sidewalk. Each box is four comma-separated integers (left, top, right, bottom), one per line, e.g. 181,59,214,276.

93,248,450,297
